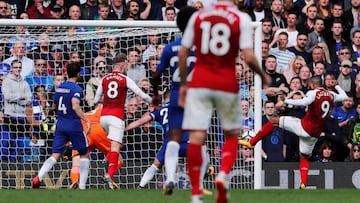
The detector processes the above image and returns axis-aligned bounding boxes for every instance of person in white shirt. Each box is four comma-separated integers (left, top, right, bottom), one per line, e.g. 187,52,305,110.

3,41,34,79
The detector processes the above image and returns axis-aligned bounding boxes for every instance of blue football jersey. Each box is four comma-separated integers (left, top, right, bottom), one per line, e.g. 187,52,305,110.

150,103,189,143
54,81,84,131
156,38,195,107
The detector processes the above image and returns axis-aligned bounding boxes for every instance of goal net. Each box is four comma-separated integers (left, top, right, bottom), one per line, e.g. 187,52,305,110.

0,20,262,189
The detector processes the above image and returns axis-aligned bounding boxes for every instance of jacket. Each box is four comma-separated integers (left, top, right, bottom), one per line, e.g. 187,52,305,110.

2,73,32,118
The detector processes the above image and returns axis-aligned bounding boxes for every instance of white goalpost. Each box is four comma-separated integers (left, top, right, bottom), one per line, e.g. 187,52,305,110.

0,19,263,189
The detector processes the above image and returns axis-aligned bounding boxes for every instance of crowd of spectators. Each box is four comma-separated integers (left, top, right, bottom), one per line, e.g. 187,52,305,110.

0,0,360,165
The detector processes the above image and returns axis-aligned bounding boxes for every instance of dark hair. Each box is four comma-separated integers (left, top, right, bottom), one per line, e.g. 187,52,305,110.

261,18,272,24
278,31,289,38
127,47,140,55
165,6,176,14
319,141,335,160
297,32,308,38
266,54,277,60
315,61,327,69
11,59,22,66
287,10,298,17
176,6,198,33
34,85,46,92
66,62,81,78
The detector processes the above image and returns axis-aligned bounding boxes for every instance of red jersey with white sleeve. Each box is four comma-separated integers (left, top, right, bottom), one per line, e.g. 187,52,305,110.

181,2,254,93
284,86,348,138
94,71,152,120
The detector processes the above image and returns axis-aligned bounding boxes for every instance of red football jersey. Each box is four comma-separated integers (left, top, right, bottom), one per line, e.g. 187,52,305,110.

100,71,128,120
182,2,254,93
301,88,334,138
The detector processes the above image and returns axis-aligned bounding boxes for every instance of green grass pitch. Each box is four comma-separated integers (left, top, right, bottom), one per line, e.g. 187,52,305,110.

1,189,360,203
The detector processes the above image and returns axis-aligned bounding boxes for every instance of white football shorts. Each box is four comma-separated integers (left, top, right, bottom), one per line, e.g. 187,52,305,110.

279,116,317,155
100,115,125,143
182,88,242,131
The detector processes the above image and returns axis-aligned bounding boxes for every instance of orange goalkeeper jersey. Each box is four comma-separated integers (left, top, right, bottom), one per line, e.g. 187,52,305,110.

80,106,111,154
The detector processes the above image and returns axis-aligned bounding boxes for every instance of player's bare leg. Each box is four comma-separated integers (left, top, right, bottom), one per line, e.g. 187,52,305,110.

163,129,182,195
69,154,80,189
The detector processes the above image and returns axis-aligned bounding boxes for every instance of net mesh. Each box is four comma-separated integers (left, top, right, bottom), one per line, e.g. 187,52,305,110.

0,24,255,189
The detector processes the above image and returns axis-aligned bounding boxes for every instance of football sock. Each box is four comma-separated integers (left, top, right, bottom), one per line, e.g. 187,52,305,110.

70,166,80,183
139,164,159,187
164,141,180,184
250,121,274,146
220,136,238,174
79,158,90,190
38,156,57,181
199,145,209,189
299,158,309,185
106,151,119,179
187,143,202,195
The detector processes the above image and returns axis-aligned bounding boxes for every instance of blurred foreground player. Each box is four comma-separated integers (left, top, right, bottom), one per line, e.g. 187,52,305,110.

178,1,270,202
151,6,199,195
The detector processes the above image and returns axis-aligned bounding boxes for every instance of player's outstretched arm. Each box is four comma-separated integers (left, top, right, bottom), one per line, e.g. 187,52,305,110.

333,85,349,102
284,91,315,106
126,76,152,104
94,84,103,104
124,112,152,132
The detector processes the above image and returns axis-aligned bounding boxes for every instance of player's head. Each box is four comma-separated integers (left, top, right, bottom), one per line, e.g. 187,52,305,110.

113,53,128,73
308,75,323,89
176,6,198,33
67,62,81,79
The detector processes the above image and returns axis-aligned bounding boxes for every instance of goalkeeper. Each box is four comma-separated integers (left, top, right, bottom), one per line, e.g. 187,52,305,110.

69,103,123,189
125,94,214,195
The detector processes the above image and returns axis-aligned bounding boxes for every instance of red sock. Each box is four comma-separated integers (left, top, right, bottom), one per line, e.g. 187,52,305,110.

220,136,238,174
187,143,202,195
250,121,274,146
299,158,309,185
106,151,119,179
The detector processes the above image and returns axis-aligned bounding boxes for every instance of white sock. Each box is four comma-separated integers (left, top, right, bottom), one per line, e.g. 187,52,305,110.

165,141,180,184
78,158,90,190
38,156,57,181
199,145,209,190
191,195,203,203
139,164,159,187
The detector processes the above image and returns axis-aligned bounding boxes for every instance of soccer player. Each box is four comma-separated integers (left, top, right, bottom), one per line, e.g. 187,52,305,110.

240,76,348,189
94,54,152,189
32,62,91,190
68,103,123,189
151,6,198,195
178,1,271,203
124,94,213,195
